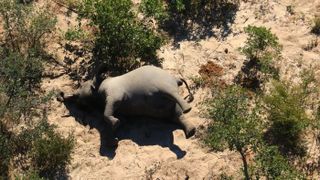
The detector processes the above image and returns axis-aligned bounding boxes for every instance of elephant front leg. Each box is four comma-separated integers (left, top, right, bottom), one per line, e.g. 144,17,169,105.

103,97,121,147
104,97,121,131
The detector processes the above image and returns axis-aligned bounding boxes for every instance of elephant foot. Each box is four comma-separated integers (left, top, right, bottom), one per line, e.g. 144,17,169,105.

105,137,119,147
184,126,196,139
110,118,120,131
107,116,121,131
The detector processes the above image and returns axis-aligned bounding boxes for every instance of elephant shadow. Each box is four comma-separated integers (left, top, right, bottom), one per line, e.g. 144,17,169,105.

62,101,187,159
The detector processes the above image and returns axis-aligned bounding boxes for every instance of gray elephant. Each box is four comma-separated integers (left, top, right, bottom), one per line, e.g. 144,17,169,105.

58,65,195,146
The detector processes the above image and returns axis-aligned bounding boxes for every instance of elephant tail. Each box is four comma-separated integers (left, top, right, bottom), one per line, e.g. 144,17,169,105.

178,78,194,103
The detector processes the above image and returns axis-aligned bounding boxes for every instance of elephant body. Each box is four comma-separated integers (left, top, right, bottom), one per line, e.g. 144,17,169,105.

58,65,195,146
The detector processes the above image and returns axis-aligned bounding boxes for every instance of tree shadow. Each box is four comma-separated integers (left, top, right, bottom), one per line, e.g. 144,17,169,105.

61,101,187,160
234,58,261,91
162,2,239,43
263,125,307,158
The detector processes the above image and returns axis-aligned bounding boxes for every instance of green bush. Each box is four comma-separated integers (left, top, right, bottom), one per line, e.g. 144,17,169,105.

80,0,163,74
168,0,238,18
204,85,304,179
0,1,75,178
0,0,57,57
140,0,168,22
139,0,240,40
205,85,264,179
0,129,12,178
32,122,75,178
65,27,89,41
264,81,310,156
236,26,282,90
253,145,303,179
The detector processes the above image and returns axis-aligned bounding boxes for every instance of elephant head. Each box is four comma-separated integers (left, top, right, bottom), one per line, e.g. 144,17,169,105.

57,79,104,111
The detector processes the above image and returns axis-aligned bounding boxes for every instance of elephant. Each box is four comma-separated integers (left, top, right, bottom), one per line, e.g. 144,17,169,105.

57,65,195,146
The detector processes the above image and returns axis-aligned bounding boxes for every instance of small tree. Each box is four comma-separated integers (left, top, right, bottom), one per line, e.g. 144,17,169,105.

264,81,310,156
0,1,75,178
80,0,164,74
140,0,168,23
205,86,264,179
205,85,304,179
140,0,240,40
236,26,282,90
253,145,304,179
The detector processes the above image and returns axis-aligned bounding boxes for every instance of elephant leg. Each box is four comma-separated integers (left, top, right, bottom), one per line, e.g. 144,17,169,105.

173,104,196,139
103,96,121,131
161,88,191,113
103,97,121,147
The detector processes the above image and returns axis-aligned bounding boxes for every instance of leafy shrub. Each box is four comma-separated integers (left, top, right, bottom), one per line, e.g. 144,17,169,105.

140,0,240,40
204,85,304,179
0,0,57,57
253,145,303,179
60,0,81,9
0,129,12,178
18,170,45,180
65,27,88,41
140,0,168,22
264,81,310,156
168,0,239,18
205,85,264,179
31,122,74,178
0,1,75,178
236,26,282,90
311,17,320,35
80,0,164,74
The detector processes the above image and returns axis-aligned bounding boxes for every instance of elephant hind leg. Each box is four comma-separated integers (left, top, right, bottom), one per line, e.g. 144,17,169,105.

161,88,191,113
173,105,196,139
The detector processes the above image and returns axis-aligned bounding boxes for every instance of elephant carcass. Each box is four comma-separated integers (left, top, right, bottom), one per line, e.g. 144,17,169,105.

58,65,195,146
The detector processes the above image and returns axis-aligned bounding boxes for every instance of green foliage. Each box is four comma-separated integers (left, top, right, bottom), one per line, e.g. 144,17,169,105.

206,86,263,152
0,0,57,57
0,0,56,119
0,0,56,126
236,26,282,91
17,170,45,180
0,129,12,177
205,85,264,179
204,85,305,179
65,27,88,41
0,1,74,178
80,0,163,74
241,25,281,77
252,145,304,179
139,0,240,40
168,0,239,20
31,122,75,178
140,0,168,22
264,81,310,156
311,17,320,35
242,26,281,58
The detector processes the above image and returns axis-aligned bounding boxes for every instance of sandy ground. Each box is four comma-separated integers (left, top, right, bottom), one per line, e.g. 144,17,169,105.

41,0,320,179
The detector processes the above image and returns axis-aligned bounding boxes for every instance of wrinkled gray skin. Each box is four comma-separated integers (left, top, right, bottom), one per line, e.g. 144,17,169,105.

58,66,195,146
